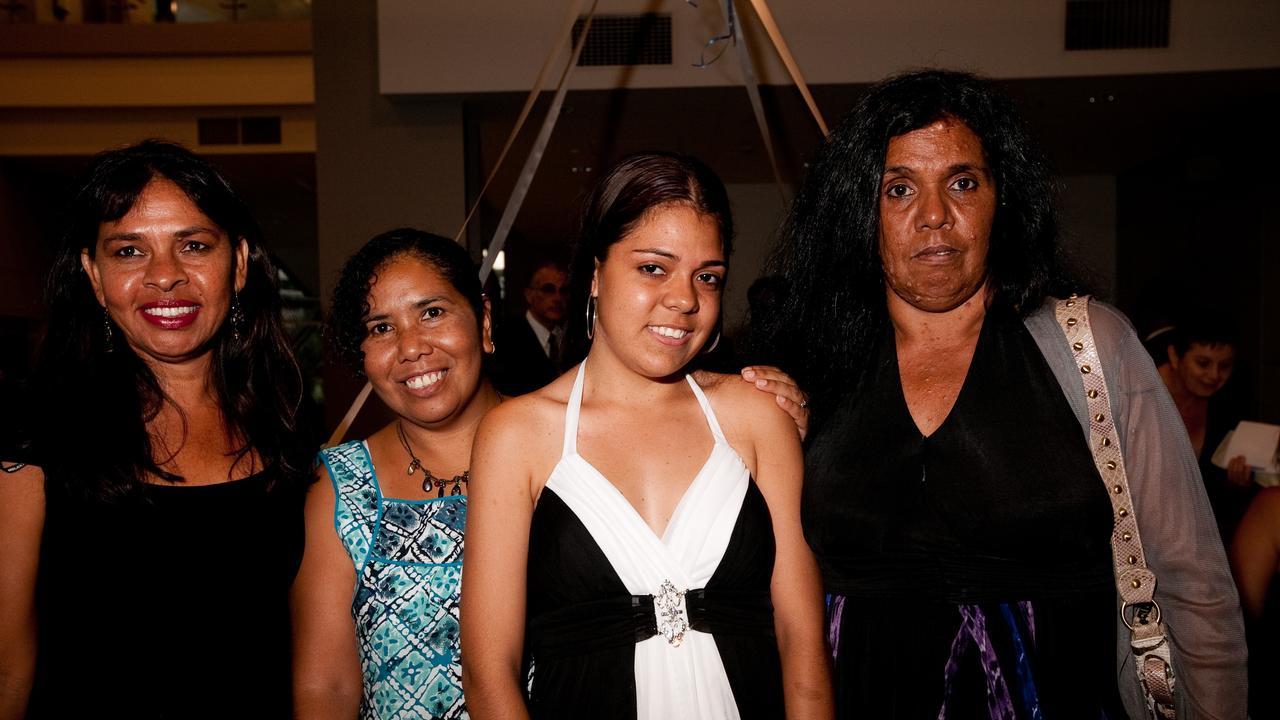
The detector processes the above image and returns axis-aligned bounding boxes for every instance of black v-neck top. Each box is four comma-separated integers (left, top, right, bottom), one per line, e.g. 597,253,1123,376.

802,310,1124,717
803,310,1114,601
28,473,304,719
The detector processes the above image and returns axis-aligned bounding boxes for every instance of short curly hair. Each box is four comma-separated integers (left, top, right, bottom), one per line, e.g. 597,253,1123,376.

327,228,485,376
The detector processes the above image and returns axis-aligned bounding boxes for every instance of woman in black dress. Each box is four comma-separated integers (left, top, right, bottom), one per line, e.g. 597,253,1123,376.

0,141,314,718
757,70,1246,718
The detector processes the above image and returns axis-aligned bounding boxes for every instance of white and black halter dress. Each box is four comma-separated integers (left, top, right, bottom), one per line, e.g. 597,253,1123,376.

524,363,783,719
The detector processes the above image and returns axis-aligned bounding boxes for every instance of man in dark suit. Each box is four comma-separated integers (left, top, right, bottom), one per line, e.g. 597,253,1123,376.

493,261,567,396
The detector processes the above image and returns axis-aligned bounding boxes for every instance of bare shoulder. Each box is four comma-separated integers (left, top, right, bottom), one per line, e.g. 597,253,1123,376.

0,461,44,526
306,463,337,502
1,461,44,490
697,372,798,480
1250,487,1280,523
474,370,575,485
482,372,571,443
698,371,792,435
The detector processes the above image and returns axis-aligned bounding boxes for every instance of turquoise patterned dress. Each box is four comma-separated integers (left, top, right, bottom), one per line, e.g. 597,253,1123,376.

320,441,468,720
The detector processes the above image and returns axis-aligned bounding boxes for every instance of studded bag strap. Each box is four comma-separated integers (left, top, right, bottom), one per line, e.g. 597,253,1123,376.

1054,295,1176,720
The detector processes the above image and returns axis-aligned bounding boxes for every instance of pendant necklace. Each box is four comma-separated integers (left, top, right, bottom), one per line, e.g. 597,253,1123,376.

396,421,468,497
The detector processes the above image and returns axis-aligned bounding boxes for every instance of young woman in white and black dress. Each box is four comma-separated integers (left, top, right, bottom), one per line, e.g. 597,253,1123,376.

461,152,833,720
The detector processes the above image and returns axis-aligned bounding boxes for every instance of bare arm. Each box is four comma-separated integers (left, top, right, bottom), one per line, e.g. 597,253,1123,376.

732,389,833,718
0,464,43,720
460,405,538,720
1230,487,1280,621
291,467,363,719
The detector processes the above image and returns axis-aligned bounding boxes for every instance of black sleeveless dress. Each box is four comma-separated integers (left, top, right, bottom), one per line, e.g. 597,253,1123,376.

803,310,1125,718
28,473,304,719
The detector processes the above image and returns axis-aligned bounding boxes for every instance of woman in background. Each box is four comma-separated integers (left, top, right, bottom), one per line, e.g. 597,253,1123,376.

1157,318,1252,541
0,140,313,718
462,152,832,719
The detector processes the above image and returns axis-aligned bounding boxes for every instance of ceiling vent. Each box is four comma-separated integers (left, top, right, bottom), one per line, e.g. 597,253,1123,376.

1065,0,1170,50
572,14,672,67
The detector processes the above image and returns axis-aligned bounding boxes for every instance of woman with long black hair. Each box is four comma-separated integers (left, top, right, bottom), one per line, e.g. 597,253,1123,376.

0,140,314,718
759,69,1245,719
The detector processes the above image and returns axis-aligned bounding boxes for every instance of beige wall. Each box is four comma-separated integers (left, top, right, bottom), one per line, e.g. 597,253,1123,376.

0,106,315,157
378,0,1280,94
0,56,314,108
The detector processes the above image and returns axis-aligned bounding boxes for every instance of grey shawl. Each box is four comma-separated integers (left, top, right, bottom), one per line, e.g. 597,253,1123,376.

1025,298,1248,719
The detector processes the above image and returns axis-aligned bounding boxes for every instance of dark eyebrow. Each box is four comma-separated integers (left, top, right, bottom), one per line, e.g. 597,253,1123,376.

173,226,222,239
882,163,989,177
413,296,450,310
99,232,144,245
633,248,725,269
363,296,451,323
99,226,222,245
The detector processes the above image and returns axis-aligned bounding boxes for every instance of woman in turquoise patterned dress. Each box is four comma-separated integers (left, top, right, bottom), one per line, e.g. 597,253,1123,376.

292,229,497,719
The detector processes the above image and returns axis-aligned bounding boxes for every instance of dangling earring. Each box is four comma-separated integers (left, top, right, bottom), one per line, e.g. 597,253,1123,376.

585,295,597,341
102,307,114,353
230,291,246,342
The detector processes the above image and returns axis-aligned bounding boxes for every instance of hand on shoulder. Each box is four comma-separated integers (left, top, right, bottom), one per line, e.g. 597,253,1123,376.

702,371,799,433
701,372,802,477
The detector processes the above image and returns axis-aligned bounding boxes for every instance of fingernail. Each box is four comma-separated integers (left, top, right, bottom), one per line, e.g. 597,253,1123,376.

743,368,756,379
756,379,767,388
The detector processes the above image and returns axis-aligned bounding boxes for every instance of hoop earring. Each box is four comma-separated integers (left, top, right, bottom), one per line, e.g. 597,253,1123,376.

701,329,721,355
102,307,114,353
230,291,246,342
585,295,597,341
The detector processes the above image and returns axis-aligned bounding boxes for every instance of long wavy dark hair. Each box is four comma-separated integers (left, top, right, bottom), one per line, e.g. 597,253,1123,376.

561,151,734,368
33,140,313,500
327,228,487,376
755,69,1078,427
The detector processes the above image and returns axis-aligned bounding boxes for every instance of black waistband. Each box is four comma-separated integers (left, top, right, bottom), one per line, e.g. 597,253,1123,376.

820,556,1114,604
527,588,774,660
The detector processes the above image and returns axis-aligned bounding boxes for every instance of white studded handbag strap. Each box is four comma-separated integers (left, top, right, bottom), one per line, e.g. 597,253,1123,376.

1053,295,1176,720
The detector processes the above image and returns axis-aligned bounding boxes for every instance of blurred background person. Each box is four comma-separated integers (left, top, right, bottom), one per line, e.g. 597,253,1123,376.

0,140,315,718
493,259,568,396
1156,316,1253,542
